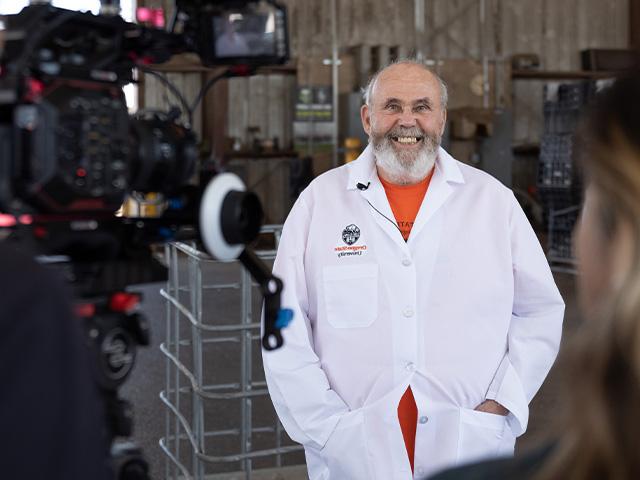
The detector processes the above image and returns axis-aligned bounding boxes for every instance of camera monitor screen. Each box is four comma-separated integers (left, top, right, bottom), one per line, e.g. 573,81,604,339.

210,1,288,64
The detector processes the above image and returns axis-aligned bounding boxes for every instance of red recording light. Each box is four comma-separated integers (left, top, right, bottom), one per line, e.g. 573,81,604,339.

76,168,87,177
136,7,164,28
230,65,252,76
18,214,33,225
136,7,151,22
0,214,16,227
27,78,44,98
34,226,47,238
110,292,141,313
75,303,96,318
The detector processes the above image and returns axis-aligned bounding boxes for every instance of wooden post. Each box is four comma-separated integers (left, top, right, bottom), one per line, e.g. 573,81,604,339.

202,69,229,162
631,0,640,50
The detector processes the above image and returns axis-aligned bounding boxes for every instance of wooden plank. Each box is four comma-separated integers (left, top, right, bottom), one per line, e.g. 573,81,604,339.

248,75,269,143
227,77,249,145
202,69,229,160
267,75,284,143
283,75,296,149
184,72,203,136
631,0,640,48
512,69,619,79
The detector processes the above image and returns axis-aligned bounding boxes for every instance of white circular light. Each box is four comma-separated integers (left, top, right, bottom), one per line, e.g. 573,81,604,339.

199,173,246,261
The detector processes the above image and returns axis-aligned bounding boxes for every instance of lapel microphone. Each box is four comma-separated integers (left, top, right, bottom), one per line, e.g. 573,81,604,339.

356,180,403,236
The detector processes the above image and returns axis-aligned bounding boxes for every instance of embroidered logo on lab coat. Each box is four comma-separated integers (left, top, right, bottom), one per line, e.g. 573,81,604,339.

342,224,360,245
335,224,367,258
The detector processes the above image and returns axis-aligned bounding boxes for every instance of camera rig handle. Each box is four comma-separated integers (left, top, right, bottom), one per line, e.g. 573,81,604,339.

238,248,292,351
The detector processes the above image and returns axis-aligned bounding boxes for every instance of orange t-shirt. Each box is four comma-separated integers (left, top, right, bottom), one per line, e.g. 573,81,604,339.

380,170,433,472
379,172,433,241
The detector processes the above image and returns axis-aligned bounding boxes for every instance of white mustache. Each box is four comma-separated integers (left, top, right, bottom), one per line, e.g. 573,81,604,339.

386,127,425,139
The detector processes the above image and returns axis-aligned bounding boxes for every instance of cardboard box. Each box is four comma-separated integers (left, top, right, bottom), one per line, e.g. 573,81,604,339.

437,58,511,110
448,108,495,140
448,139,480,166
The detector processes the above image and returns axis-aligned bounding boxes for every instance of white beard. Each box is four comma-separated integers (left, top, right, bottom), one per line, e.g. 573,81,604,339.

371,126,440,185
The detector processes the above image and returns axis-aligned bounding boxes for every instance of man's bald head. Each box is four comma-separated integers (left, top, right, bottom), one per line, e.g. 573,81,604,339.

362,59,448,110
360,59,448,185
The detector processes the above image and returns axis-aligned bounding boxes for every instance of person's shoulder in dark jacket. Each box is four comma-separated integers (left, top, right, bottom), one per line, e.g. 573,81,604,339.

0,243,111,480
427,443,554,480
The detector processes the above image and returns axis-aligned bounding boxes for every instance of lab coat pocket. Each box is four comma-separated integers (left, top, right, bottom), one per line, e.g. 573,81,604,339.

321,409,375,479
323,264,378,328
457,408,507,465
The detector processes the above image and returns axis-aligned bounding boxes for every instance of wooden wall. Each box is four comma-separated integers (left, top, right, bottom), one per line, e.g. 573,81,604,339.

142,1,630,148
282,0,630,142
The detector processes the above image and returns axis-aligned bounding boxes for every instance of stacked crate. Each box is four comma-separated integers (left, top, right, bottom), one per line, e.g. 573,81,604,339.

538,81,594,263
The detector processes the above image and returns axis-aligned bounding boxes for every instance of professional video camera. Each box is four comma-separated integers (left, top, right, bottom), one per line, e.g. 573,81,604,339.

0,1,291,478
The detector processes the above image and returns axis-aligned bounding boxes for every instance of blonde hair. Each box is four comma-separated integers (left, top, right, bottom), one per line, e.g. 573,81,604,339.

537,74,640,480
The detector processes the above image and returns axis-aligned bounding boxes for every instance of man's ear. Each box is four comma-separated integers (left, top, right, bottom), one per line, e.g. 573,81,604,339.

439,109,447,137
361,104,372,135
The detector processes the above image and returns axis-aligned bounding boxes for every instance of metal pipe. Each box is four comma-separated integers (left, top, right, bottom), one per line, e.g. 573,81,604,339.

415,0,425,59
159,437,192,479
275,421,283,468
171,244,181,480
164,243,173,480
160,343,271,399
240,266,251,478
160,392,303,463
330,0,339,168
189,254,205,479
479,0,490,108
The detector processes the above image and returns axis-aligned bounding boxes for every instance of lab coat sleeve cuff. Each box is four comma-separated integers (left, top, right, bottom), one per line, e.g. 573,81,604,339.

486,357,529,436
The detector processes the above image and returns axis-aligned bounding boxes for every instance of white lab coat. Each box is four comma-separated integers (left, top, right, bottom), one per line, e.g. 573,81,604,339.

262,146,564,479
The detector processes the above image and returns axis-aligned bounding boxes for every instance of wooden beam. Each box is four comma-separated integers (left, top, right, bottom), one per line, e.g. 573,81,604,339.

202,69,229,162
631,0,640,50
511,70,619,80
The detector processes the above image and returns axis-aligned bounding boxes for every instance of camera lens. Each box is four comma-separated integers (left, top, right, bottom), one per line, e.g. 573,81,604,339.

220,190,263,245
129,114,197,194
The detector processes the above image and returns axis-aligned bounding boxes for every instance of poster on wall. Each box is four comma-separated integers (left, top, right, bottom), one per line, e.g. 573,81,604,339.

295,86,333,122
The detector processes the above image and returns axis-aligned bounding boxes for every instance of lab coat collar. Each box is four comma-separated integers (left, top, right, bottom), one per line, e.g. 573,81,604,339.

345,144,377,191
346,144,466,191
345,144,466,249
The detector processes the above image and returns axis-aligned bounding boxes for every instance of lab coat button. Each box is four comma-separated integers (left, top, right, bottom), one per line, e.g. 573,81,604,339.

419,416,429,424
402,258,412,266
405,362,416,372
403,308,414,318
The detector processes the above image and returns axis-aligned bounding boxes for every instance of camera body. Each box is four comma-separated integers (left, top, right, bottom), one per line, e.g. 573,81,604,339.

0,0,288,223
0,2,292,478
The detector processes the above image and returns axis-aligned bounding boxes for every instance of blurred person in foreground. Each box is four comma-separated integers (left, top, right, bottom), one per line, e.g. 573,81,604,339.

0,243,111,479
429,72,640,480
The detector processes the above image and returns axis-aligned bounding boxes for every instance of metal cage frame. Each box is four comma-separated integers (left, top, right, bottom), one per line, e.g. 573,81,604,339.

159,225,304,479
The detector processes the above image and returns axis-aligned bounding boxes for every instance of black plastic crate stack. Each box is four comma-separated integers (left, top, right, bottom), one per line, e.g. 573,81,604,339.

548,205,580,261
538,81,594,261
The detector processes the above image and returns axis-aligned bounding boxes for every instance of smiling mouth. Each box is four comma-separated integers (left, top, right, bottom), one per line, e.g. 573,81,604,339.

391,136,423,145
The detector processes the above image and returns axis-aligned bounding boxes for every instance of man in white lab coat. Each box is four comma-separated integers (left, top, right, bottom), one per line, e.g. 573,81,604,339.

262,60,565,479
